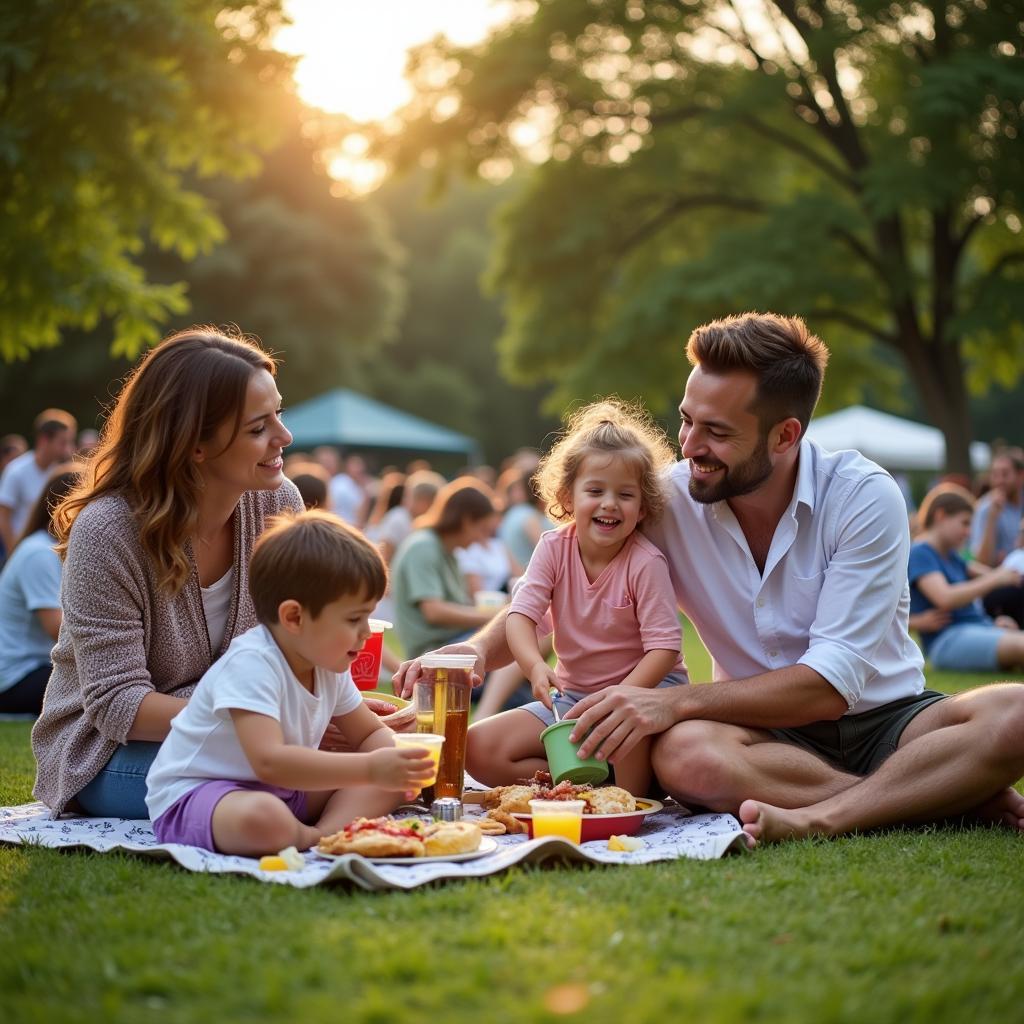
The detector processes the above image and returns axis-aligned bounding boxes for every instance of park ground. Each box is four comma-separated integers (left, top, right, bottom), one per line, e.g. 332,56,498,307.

1,624,1022,1024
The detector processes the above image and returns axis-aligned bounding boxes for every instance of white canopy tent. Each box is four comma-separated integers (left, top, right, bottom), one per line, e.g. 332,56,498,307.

805,405,990,472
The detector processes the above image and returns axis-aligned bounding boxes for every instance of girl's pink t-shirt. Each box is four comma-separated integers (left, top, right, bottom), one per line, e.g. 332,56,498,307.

509,523,684,693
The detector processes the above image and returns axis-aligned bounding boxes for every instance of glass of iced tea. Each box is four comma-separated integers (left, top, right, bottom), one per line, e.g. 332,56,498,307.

414,654,475,802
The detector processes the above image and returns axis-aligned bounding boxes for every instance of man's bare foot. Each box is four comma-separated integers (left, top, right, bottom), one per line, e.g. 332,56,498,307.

970,787,1024,831
739,799,817,845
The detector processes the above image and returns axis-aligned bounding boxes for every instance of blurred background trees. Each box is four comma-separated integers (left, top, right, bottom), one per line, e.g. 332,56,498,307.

2,1,1022,469
379,0,1024,472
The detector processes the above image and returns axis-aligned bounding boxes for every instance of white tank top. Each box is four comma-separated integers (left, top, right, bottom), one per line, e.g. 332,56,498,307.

200,567,234,654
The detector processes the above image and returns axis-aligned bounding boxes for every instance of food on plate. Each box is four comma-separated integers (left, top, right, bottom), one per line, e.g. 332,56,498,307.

317,816,428,858
480,770,636,828
475,816,508,836
423,820,481,856
608,834,644,852
317,816,484,858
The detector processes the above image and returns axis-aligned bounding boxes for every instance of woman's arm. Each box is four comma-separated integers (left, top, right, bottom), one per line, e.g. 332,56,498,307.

35,607,61,641
417,598,495,630
915,565,1022,611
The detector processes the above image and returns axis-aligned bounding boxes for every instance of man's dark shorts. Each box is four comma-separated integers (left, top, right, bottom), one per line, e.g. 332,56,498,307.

768,690,948,776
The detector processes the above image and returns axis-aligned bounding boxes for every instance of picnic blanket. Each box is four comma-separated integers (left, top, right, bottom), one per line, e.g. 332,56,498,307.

0,799,746,892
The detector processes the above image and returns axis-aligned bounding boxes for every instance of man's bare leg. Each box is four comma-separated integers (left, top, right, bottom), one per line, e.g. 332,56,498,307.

652,719,859,811
740,683,1024,844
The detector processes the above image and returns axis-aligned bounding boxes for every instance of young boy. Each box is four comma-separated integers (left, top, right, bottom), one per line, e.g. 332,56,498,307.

145,510,434,855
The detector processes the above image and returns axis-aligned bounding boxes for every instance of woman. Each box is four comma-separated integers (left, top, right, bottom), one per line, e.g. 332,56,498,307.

0,466,78,713
908,485,1024,671
390,478,501,658
31,327,303,818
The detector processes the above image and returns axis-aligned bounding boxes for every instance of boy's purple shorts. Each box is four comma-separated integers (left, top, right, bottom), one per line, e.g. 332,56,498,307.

152,780,308,852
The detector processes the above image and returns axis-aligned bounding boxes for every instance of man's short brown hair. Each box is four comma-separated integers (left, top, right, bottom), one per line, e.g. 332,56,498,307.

33,408,77,441
249,510,387,625
686,313,829,436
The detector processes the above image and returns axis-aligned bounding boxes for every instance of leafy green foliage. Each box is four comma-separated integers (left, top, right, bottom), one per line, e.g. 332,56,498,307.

380,0,1024,469
0,0,293,360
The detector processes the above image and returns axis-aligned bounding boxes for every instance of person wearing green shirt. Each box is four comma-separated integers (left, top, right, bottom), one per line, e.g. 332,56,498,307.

391,478,501,658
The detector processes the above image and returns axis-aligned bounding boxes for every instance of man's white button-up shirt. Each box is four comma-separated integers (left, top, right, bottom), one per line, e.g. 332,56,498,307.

645,439,925,714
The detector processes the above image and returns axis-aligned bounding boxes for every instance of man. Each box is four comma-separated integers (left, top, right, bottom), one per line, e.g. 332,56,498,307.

396,313,1024,844
0,409,76,551
970,451,1023,568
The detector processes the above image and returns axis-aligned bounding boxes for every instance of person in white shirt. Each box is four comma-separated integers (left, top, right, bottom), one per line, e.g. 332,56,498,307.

0,409,76,552
395,312,1024,844
146,510,433,855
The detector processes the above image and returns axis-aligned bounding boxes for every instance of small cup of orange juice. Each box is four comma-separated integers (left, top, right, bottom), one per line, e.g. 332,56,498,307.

528,799,586,843
393,733,445,793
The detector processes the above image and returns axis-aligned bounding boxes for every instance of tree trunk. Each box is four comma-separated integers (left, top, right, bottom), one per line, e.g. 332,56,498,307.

898,336,974,477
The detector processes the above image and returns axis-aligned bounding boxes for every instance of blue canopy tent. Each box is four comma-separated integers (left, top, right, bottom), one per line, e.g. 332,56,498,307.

282,388,480,461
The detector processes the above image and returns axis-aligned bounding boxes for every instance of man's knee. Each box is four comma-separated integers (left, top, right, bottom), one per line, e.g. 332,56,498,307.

652,721,738,803
983,684,1024,764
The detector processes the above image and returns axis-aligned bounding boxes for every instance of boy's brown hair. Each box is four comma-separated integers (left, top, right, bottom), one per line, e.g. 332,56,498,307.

249,510,387,624
686,312,829,436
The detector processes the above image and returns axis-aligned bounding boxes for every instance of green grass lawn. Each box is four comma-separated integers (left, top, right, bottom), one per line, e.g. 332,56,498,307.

2,631,1022,1024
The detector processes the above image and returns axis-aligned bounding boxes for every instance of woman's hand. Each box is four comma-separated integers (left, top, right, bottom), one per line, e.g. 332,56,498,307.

392,641,484,699
318,722,351,752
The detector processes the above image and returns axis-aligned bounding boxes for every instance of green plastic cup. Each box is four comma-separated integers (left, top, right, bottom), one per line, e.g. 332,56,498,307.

540,720,609,786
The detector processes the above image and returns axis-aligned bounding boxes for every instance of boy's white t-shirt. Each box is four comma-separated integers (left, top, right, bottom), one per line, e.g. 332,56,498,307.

145,624,363,821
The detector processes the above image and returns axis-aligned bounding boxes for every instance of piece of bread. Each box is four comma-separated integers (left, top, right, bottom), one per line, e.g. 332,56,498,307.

584,786,636,815
423,820,482,856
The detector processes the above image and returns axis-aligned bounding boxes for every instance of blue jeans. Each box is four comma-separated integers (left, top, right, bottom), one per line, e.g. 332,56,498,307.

74,741,161,819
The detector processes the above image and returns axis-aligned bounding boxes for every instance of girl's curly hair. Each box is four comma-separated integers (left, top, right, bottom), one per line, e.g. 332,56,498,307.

533,399,677,524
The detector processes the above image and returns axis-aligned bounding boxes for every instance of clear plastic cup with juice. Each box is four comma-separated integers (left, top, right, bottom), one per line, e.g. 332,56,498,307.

528,799,586,843
393,733,445,794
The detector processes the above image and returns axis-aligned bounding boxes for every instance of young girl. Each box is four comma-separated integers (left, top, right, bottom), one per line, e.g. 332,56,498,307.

909,485,1024,672
465,400,684,796
146,511,434,855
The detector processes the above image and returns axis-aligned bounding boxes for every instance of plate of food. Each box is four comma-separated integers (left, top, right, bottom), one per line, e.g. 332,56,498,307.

468,771,663,841
313,816,498,864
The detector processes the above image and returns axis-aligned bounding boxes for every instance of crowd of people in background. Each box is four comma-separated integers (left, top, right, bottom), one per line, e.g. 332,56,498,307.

2,390,1024,721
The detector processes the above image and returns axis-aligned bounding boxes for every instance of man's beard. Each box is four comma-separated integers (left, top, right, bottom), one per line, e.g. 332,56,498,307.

687,436,773,504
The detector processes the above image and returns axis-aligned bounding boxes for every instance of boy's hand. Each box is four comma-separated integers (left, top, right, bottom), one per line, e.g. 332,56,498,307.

529,664,561,709
366,746,435,797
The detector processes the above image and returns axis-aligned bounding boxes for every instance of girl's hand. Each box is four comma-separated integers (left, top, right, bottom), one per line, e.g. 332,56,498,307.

366,747,435,795
529,664,561,708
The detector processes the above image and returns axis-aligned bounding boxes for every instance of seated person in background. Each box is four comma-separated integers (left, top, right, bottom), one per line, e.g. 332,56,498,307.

145,511,432,854
970,451,1023,567
285,461,331,511
909,486,1024,671
0,466,79,714
390,479,502,659
456,509,522,600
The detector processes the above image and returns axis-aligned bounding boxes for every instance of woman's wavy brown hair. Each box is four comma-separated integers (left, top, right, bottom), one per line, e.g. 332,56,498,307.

534,399,677,524
53,326,276,594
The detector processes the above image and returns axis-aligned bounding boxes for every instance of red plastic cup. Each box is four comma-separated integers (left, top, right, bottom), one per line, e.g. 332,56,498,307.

350,618,392,690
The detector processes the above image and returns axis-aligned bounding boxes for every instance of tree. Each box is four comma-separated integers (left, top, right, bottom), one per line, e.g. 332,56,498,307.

380,0,1024,472
147,100,405,404
0,0,293,361
361,170,561,465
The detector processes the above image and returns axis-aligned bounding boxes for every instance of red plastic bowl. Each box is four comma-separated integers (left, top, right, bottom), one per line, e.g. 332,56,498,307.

512,798,663,841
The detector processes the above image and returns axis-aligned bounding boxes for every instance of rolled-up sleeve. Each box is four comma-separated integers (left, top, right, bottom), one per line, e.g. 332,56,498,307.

797,473,911,709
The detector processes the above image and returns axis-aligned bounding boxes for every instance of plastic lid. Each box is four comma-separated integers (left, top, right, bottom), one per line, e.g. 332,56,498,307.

368,619,393,632
419,654,477,670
